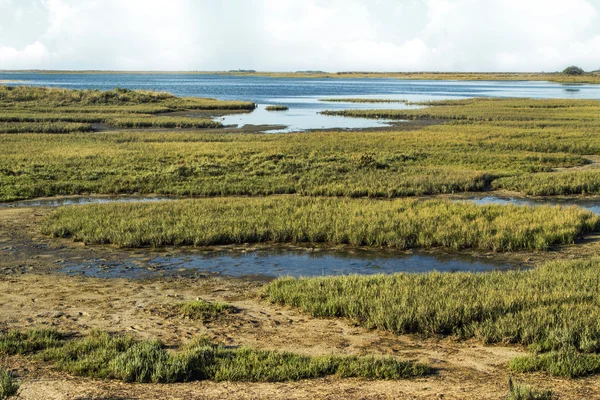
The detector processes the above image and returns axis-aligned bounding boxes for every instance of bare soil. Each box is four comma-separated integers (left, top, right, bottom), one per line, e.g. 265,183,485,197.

1,207,599,399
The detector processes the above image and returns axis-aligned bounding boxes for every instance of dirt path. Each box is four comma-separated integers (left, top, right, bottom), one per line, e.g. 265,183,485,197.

1,207,600,399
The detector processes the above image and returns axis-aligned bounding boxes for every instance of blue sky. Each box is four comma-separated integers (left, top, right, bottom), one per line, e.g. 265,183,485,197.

1,0,599,71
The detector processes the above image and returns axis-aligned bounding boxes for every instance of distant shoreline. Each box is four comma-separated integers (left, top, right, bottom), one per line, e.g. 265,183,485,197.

2,70,599,84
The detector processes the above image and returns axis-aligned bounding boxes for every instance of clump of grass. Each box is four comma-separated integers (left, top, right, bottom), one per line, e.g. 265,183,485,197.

0,328,63,355
510,351,600,378
507,377,554,400
178,299,235,320
110,116,222,129
0,367,20,400
265,105,288,111
0,121,92,133
43,197,598,250
265,258,600,377
1,329,430,383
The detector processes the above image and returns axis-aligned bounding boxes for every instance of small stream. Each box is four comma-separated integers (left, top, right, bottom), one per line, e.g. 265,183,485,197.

456,195,600,214
3,193,595,279
58,248,514,279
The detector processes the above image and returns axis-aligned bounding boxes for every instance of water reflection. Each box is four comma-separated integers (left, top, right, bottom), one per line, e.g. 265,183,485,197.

59,248,514,279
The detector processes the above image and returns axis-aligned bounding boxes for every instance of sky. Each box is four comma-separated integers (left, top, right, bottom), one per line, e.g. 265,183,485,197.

1,0,600,72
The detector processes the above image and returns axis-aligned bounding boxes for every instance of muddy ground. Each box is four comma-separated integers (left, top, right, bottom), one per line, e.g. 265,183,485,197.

1,206,600,399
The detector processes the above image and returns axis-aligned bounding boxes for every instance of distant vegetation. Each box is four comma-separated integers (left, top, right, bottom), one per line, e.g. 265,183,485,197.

319,98,406,103
0,329,431,383
562,66,585,76
265,258,600,377
0,86,254,133
43,197,598,250
220,71,600,84
265,105,288,111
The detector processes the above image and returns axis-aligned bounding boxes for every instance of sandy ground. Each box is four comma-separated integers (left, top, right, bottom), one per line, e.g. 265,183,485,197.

1,207,600,399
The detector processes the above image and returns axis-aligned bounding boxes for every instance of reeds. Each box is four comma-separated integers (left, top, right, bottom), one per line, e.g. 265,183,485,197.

264,258,600,377
42,197,598,250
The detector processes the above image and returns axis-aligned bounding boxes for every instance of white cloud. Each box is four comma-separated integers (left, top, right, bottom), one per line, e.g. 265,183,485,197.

0,41,48,69
0,0,599,71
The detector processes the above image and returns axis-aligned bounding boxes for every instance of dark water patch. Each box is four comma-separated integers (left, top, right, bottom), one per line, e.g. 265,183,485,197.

58,248,515,280
0,196,178,208
459,195,600,214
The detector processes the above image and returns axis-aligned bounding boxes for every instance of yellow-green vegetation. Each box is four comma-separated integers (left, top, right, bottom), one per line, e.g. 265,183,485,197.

507,378,554,400
4,97,600,200
0,329,431,383
178,299,236,320
265,258,600,377
0,367,19,400
3,93,600,200
42,197,598,250
218,71,600,84
0,86,253,133
320,98,406,103
265,105,288,111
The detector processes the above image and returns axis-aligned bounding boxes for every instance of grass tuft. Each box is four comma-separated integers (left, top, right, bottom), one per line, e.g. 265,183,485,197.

0,366,20,400
265,105,288,111
178,299,236,320
507,377,554,400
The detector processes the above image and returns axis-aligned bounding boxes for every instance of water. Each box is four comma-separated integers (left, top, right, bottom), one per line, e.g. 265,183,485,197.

2,72,599,131
460,195,600,214
5,194,600,215
59,248,513,279
0,195,177,208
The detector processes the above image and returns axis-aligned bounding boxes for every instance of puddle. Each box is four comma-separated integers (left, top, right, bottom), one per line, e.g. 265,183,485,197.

0,196,178,208
458,195,600,214
59,248,515,279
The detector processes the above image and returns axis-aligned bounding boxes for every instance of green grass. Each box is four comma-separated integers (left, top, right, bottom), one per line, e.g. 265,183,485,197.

4,329,430,383
264,258,600,377
4,96,600,200
0,328,63,355
178,299,236,320
0,86,252,135
507,377,554,400
0,367,19,400
42,197,598,250
510,351,600,378
265,105,288,111
110,116,222,129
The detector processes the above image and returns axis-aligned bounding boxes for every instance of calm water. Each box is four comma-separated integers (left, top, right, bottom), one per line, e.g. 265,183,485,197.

2,72,600,131
460,195,600,214
59,248,513,279
0,195,177,208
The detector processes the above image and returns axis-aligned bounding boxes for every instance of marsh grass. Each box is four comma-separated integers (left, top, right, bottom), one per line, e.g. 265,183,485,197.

0,367,19,400
42,197,598,251
265,105,288,111
3,96,600,200
178,299,236,320
0,328,63,355
507,377,554,400
265,258,600,377
0,86,252,134
4,329,430,383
